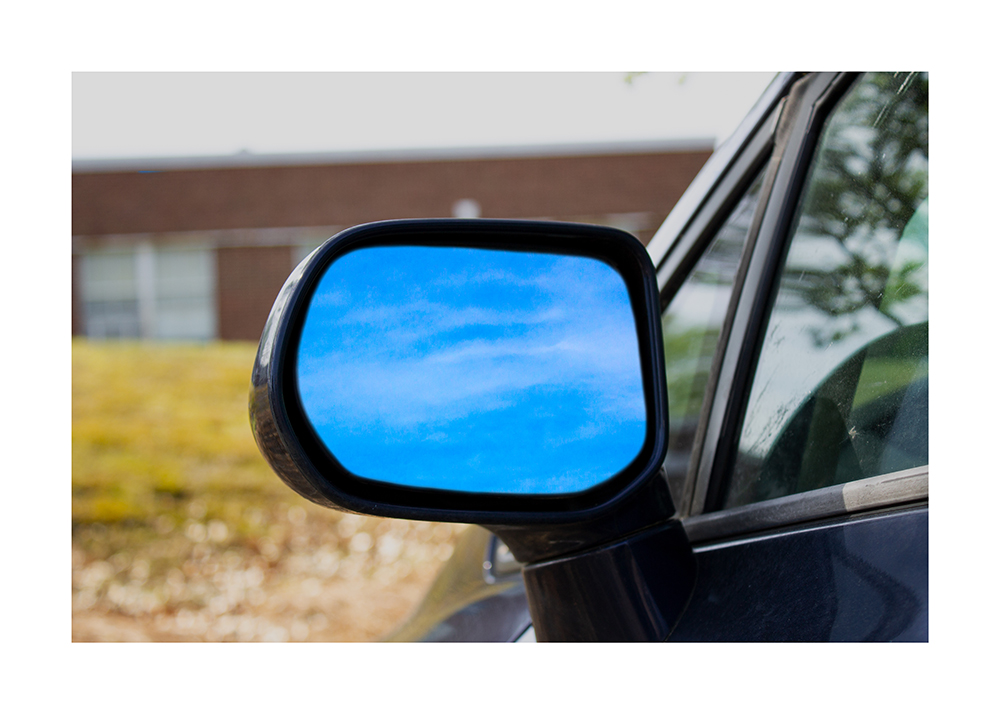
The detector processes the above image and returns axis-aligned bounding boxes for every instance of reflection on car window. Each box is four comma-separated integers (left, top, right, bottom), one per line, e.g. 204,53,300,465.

661,169,765,504
724,72,928,509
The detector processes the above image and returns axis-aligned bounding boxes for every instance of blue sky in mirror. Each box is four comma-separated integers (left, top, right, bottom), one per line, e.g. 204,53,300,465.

296,246,647,495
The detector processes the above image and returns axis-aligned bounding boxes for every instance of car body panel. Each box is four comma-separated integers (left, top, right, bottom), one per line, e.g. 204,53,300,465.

672,506,928,641
395,499,928,641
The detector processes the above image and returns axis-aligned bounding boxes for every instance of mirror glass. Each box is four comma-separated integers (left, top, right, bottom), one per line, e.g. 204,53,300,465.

296,245,646,495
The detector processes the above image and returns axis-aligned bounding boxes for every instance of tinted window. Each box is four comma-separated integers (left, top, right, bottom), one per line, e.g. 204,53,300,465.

661,169,765,503
724,73,928,509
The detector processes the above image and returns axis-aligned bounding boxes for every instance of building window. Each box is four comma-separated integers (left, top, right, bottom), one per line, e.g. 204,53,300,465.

80,249,141,338
80,243,217,341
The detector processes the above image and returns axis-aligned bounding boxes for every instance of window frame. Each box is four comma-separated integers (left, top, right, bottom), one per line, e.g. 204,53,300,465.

693,72,853,518
658,72,929,541
655,110,777,517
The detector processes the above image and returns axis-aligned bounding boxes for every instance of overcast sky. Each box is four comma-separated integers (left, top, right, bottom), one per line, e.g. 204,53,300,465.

72,72,776,160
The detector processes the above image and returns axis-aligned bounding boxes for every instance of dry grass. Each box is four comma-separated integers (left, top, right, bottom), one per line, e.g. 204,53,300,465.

72,339,464,642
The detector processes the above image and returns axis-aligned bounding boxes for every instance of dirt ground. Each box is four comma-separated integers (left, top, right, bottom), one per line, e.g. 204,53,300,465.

72,508,466,642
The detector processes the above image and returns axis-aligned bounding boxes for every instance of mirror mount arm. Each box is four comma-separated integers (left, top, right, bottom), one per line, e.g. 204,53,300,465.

488,470,696,641
520,519,695,641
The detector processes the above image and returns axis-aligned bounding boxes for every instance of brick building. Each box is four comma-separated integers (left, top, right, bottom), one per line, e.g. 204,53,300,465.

72,141,712,342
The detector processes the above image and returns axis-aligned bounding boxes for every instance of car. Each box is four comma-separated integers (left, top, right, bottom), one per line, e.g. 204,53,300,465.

250,71,928,641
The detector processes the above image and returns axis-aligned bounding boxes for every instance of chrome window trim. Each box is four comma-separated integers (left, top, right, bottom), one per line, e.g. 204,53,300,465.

682,465,928,544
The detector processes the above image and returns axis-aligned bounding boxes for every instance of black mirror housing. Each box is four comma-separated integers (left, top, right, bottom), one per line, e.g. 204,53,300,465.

250,219,671,535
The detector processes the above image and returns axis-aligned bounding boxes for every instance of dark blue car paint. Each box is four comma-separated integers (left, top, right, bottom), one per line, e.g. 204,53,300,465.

672,507,928,641
401,504,928,642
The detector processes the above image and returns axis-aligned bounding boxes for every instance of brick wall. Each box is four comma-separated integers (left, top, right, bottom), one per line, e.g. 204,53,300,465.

72,147,713,341
72,150,711,236
217,246,294,341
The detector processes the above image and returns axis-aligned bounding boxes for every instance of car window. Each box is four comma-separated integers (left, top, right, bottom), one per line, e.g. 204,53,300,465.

723,72,928,509
661,169,765,504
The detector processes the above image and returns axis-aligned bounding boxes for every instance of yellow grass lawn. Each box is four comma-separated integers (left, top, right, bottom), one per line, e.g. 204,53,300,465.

72,339,463,641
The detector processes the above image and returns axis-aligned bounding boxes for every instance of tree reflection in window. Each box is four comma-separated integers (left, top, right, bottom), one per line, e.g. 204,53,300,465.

725,72,928,509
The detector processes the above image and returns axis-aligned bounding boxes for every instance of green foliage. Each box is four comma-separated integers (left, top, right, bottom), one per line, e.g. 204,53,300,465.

789,72,929,344
662,321,719,422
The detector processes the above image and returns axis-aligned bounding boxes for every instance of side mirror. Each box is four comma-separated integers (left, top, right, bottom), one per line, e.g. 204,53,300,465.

250,219,693,639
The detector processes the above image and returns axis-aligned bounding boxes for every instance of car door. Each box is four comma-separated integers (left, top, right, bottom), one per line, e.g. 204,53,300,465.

356,72,928,642
654,71,927,640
